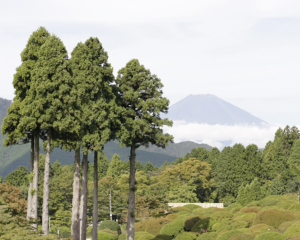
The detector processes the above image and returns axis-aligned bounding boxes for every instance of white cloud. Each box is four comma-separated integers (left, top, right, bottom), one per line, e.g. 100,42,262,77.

164,121,287,149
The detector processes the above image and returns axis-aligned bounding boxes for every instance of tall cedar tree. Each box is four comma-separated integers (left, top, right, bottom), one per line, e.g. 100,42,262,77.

20,35,77,234
1,27,50,222
70,37,116,240
115,59,173,240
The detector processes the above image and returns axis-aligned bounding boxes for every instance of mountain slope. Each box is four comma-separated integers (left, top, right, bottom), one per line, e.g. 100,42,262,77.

166,94,267,125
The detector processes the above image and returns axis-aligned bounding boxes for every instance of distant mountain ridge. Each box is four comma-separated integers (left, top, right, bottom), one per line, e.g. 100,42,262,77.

166,94,267,125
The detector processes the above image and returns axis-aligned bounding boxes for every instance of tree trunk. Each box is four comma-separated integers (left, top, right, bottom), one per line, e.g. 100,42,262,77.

71,148,81,240
42,130,51,235
27,135,34,219
32,133,39,230
127,144,136,240
92,151,98,240
80,153,88,240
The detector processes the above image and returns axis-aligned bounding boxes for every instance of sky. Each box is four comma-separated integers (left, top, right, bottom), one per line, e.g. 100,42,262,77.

1,0,300,148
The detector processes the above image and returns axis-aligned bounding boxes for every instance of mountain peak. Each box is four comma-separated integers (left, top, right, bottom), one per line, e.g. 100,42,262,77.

166,94,267,125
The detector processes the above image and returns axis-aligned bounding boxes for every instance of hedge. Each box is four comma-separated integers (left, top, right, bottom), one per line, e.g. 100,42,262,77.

174,231,197,240
253,209,294,228
253,232,285,240
98,220,121,235
284,220,300,238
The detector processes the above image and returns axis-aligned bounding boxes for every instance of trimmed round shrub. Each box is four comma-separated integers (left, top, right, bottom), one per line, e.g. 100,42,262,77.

171,206,191,212
216,230,243,240
98,220,121,235
284,220,300,238
166,213,179,220
174,232,197,240
210,211,233,221
160,216,187,237
257,196,280,208
184,204,202,211
288,203,300,211
226,203,242,211
177,211,192,216
197,232,218,240
253,209,295,228
278,220,297,233
135,231,155,240
230,207,241,214
118,233,126,240
253,232,285,240
155,234,173,240
97,231,118,240
185,216,201,231
240,207,259,213
212,219,248,234
144,218,172,235
234,212,256,225
135,221,146,232
87,226,93,238
248,223,274,233
193,208,205,214
191,217,210,233
228,233,255,240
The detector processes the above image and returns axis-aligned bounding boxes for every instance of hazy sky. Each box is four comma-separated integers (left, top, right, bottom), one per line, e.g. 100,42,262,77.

1,0,300,147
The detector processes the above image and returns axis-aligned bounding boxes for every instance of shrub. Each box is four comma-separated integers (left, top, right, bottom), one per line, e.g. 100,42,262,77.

210,211,233,221
144,218,172,235
118,233,126,240
253,232,285,240
236,179,266,206
226,203,242,211
160,216,187,237
212,219,248,233
240,207,259,213
135,221,146,232
176,211,192,216
193,208,205,214
288,203,300,211
234,212,256,224
197,232,218,240
253,209,295,228
86,226,92,238
58,226,71,238
248,223,274,233
171,206,191,212
166,213,179,220
185,216,201,231
135,231,155,240
189,217,210,233
228,233,255,240
230,207,241,214
284,220,300,238
174,232,197,240
257,196,280,208
184,204,202,211
216,230,243,240
97,231,118,240
154,234,173,240
98,220,121,235
278,220,297,233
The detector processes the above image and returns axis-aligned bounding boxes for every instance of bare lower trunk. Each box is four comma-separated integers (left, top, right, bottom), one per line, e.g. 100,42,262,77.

71,148,81,240
32,133,39,230
92,151,98,240
80,153,88,240
42,130,51,235
127,144,136,240
27,135,34,219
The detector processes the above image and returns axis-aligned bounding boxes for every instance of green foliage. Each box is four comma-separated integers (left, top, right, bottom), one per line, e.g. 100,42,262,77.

253,209,295,228
284,220,300,238
4,166,28,187
197,232,217,240
159,216,187,236
184,204,202,211
134,231,156,240
98,151,110,178
97,231,118,240
143,218,172,235
236,178,266,206
144,161,154,172
174,231,197,240
229,233,255,240
98,220,121,235
253,232,285,240
107,154,123,179
171,206,191,213
216,230,244,240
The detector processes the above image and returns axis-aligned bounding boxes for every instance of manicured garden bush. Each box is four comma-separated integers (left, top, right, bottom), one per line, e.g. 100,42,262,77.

154,234,173,240
230,207,241,214
240,207,259,213
228,232,255,240
135,221,146,232
226,203,242,211
234,212,256,224
144,218,172,235
278,220,297,233
210,211,233,221
134,231,155,240
197,232,218,240
166,213,179,220
216,229,243,240
190,217,210,233
160,216,187,237
212,219,248,233
171,206,191,212
248,223,274,233
174,231,197,240
184,216,201,231
192,208,205,214
176,211,192,216
184,204,202,211
118,233,126,240
253,209,295,228
58,226,71,238
98,220,121,235
284,220,300,238
253,232,285,240
288,203,300,211
97,231,118,240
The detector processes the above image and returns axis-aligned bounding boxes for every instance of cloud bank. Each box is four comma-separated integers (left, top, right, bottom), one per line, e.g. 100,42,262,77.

164,121,289,149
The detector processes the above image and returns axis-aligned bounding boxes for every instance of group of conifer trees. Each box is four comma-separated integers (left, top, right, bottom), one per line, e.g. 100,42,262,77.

1,27,173,240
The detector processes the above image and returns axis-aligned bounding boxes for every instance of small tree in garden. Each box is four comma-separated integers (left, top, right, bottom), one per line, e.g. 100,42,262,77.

115,59,173,240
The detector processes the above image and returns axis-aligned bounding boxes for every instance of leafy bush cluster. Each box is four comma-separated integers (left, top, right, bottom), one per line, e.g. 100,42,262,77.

133,194,300,240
